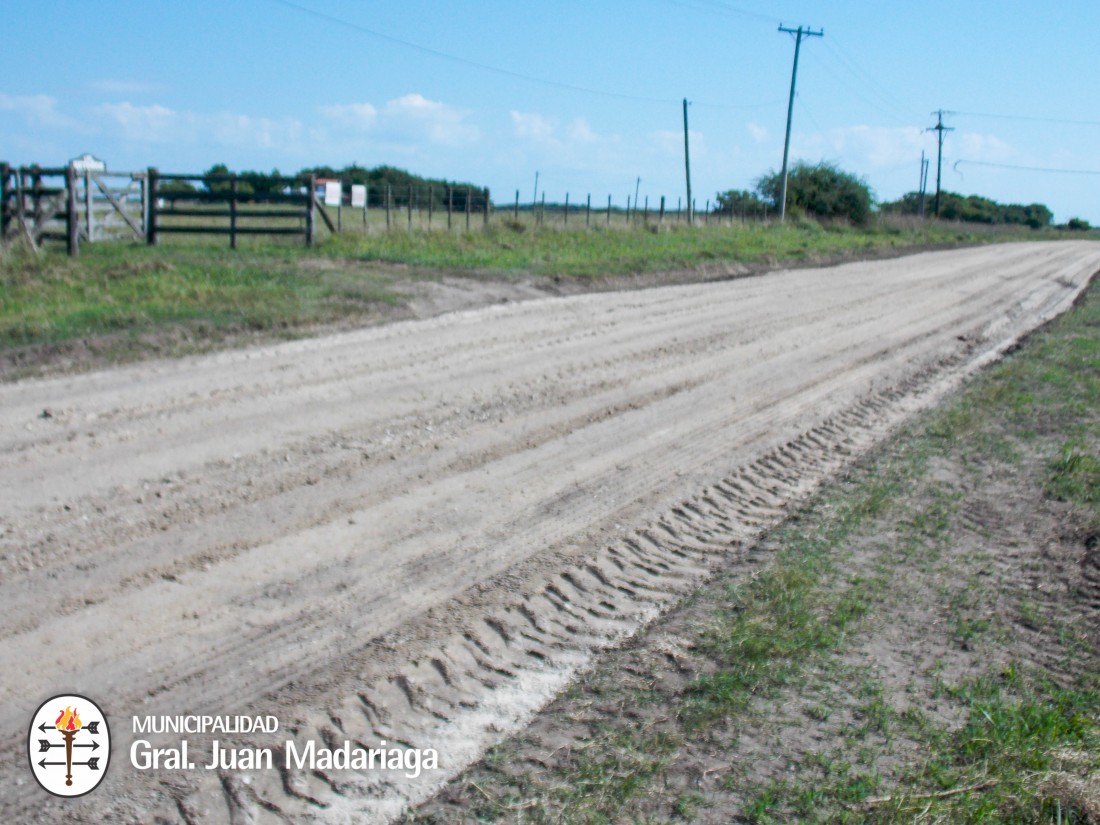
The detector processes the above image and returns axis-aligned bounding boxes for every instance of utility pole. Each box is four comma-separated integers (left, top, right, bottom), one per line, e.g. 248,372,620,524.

778,24,823,222
633,176,641,221
927,110,954,218
918,151,930,217
683,98,693,226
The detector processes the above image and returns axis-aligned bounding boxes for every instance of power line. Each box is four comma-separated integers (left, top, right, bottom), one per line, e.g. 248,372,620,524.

804,45,908,127
953,111,1100,127
658,0,779,25
270,0,676,105
954,159,1100,176
270,0,780,110
816,39,910,125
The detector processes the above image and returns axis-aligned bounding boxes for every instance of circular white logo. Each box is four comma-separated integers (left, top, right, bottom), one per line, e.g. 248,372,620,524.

27,694,111,797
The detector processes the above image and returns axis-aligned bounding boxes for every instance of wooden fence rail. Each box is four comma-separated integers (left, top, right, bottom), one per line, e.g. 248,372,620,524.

1,164,79,255
147,170,321,248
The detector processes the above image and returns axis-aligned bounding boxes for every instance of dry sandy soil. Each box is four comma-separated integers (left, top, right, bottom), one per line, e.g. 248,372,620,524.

1,241,1098,823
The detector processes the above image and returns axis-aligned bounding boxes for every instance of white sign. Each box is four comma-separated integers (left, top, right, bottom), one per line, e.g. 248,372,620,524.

324,181,342,207
350,184,367,208
70,153,107,173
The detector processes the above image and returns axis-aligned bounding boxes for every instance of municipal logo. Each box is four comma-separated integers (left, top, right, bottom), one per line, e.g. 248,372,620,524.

27,694,111,797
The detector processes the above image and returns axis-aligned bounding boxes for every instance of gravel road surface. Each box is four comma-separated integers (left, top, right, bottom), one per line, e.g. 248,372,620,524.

2,242,1098,823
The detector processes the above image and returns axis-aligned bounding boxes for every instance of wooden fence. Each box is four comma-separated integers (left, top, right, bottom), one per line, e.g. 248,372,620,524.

147,170,322,248
1,164,79,255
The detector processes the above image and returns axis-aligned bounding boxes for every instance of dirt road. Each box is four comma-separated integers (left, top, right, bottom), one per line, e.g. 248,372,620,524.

2,242,1098,823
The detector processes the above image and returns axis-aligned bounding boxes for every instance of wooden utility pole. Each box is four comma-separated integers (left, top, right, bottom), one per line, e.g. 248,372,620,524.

927,110,954,217
918,151,930,217
683,98,693,226
778,24,823,221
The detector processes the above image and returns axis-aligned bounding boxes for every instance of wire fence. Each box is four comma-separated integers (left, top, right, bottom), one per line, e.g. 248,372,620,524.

3,161,778,256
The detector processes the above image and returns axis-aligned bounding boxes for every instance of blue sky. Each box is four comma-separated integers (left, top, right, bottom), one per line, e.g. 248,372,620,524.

4,0,1099,222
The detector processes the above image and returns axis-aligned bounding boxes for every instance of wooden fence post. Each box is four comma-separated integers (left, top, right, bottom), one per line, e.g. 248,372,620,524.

447,186,453,230
465,187,471,231
607,194,611,226
0,162,10,242
564,192,569,226
483,187,490,228
16,169,27,242
66,164,79,256
586,194,591,228
659,195,665,226
147,168,160,245
230,175,239,249
643,195,649,225
140,172,148,239
83,170,93,241
514,189,519,220
305,174,316,246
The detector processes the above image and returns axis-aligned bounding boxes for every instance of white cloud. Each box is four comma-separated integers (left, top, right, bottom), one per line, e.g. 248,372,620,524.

789,124,932,170
383,93,479,145
94,102,179,142
320,94,479,145
92,102,306,151
318,102,378,130
747,122,769,143
511,110,555,141
567,118,598,144
0,92,75,128
955,132,1012,161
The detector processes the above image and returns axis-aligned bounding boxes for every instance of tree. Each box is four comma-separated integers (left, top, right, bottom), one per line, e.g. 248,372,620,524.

714,189,768,217
880,190,1053,228
755,161,873,225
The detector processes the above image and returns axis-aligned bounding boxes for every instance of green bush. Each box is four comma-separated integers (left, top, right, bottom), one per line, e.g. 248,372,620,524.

755,162,873,225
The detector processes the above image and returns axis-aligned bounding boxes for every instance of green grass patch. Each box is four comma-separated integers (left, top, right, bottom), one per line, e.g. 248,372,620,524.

0,240,402,352
326,218,1038,280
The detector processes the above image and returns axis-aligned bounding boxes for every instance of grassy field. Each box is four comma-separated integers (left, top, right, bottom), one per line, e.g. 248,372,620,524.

1,216,1095,376
415,274,1100,821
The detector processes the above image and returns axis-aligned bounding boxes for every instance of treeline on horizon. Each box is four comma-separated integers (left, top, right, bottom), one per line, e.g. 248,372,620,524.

161,164,487,208
165,161,1088,230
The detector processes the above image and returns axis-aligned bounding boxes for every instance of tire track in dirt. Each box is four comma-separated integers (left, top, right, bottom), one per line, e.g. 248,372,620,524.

1,242,1098,824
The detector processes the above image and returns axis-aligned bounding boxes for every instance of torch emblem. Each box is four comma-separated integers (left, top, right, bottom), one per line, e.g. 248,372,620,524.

27,694,110,797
